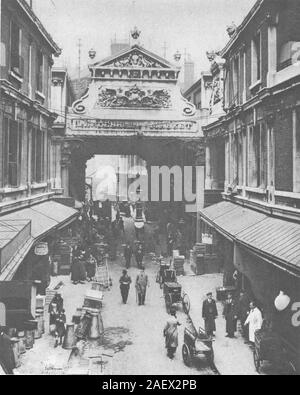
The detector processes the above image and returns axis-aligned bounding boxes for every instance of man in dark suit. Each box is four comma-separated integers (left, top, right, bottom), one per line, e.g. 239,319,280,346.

124,244,133,269
202,292,218,337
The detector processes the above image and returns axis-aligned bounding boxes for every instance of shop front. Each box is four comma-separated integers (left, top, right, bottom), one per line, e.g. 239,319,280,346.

0,200,78,330
199,200,300,372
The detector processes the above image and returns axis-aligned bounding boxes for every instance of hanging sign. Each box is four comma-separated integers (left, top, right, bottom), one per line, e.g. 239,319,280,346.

34,242,49,256
202,233,213,245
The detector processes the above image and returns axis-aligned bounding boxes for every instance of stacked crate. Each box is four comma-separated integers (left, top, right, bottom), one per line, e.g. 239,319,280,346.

45,289,56,308
173,256,185,276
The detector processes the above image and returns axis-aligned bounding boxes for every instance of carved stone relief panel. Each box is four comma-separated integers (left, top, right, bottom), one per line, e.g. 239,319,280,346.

95,85,172,109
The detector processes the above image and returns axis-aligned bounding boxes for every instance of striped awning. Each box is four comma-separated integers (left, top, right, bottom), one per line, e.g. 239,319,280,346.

199,201,300,275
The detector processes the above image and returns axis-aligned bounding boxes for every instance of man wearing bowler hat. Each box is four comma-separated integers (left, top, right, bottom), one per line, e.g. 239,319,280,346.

202,292,218,337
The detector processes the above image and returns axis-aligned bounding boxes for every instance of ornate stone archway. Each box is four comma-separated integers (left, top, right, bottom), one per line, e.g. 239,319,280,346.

54,43,205,202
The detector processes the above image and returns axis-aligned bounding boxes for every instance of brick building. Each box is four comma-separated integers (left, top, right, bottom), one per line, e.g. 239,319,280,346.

0,0,78,319
200,0,300,371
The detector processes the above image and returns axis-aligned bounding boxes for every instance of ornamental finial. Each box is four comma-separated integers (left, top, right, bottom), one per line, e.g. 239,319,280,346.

131,26,141,41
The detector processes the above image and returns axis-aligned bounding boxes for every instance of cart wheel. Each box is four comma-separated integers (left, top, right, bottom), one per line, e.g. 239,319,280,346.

182,293,190,314
165,294,172,314
182,343,192,367
253,349,261,373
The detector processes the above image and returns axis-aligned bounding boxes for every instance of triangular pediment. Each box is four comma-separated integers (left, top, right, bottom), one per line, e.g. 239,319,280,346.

92,45,175,69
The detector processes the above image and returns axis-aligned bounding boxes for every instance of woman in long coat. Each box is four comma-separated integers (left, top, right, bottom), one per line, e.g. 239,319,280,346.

71,253,86,284
163,308,181,359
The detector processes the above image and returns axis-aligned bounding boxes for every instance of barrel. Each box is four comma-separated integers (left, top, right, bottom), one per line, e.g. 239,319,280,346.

63,324,77,350
25,330,35,349
17,331,26,355
10,338,21,368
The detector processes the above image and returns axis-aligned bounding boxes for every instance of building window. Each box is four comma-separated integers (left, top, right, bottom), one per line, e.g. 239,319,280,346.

36,50,44,92
248,125,260,187
3,118,23,187
251,32,261,83
31,127,45,183
237,131,243,186
278,41,300,71
248,123,267,188
233,56,240,104
294,110,300,192
10,22,23,75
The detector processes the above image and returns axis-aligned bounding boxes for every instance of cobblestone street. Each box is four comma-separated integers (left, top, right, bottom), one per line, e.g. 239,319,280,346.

16,218,217,375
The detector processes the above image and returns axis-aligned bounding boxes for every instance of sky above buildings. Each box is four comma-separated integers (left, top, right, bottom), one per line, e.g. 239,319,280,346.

32,0,257,78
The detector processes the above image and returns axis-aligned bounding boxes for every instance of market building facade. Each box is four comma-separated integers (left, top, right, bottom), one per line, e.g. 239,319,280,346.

0,0,78,330
200,0,300,370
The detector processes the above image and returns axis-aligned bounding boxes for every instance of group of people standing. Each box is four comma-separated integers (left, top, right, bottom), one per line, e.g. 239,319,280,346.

123,241,145,269
71,247,98,285
202,291,263,343
119,267,150,306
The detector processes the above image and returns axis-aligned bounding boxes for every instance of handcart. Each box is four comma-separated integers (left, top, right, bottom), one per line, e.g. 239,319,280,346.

254,329,297,374
182,316,214,368
163,282,190,314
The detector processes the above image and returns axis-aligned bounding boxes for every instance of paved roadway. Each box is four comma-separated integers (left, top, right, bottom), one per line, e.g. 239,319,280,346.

16,217,218,375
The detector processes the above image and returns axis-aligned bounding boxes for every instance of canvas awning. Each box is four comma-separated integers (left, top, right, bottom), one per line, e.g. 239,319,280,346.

0,201,78,280
199,201,300,276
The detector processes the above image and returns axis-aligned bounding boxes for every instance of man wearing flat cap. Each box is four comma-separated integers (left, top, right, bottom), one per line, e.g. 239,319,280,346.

202,292,218,337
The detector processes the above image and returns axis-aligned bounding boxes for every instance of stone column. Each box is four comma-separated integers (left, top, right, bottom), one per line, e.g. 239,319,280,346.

195,145,206,243
267,15,278,87
205,144,212,189
266,113,275,204
60,142,72,197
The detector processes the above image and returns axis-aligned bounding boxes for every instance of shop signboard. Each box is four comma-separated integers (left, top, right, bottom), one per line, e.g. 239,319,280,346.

202,233,213,245
34,242,49,256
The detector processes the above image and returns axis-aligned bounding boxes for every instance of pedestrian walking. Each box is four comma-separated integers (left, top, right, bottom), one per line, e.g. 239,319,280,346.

236,291,251,341
135,242,144,269
202,292,218,337
119,270,132,304
223,294,238,338
135,267,149,306
119,217,125,234
49,301,58,334
0,327,15,375
124,244,133,269
54,309,66,348
167,233,175,257
163,307,181,359
244,302,263,344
